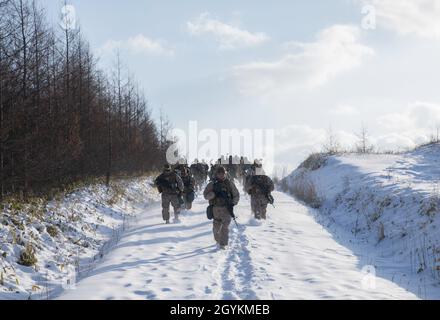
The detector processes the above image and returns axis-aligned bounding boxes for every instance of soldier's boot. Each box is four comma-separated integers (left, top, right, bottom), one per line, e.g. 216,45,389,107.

162,208,170,223
171,197,181,222
261,207,267,220
254,209,261,220
213,219,222,244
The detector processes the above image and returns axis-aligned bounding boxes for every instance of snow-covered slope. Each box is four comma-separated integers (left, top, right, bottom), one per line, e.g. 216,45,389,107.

283,143,440,299
0,177,159,300
58,191,416,300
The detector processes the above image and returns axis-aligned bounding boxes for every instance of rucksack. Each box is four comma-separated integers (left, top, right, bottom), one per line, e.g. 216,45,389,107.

206,205,214,220
156,173,177,191
213,179,233,200
250,175,274,206
186,190,195,203
250,175,272,192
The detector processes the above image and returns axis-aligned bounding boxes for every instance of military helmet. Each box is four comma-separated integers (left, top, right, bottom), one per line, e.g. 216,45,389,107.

254,159,262,168
216,166,226,174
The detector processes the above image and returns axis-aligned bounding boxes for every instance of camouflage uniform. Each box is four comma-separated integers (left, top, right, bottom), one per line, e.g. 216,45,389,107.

204,178,240,247
245,175,274,220
190,162,206,191
181,170,196,210
202,163,209,182
155,169,184,223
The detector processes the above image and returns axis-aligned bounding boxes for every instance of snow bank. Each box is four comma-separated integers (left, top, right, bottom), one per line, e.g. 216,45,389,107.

283,144,440,299
0,177,160,300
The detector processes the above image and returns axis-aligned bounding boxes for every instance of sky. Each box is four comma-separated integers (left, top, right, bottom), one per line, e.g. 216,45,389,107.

39,0,440,174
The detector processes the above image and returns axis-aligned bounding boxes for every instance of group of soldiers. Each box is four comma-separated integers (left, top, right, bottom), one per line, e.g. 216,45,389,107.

154,157,275,250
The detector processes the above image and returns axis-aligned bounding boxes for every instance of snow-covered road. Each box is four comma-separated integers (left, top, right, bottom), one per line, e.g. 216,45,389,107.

58,191,417,300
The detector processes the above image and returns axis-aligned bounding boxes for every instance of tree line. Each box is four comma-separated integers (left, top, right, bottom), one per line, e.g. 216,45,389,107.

0,0,171,199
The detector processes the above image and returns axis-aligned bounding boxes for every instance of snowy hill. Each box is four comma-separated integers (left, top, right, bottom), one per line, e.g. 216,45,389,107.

0,177,159,300
58,191,416,300
1,164,430,300
283,143,440,299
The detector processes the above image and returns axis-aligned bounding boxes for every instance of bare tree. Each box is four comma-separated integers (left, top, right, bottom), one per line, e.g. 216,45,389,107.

0,0,167,198
322,125,341,155
355,123,374,154
430,124,440,144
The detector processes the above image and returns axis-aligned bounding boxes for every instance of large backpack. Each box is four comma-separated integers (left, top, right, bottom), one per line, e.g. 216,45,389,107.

250,175,274,205
250,175,273,194
156,173,178,192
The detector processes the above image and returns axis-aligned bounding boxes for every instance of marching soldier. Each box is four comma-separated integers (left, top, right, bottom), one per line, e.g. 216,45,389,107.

181,167,196,210
245,163,275,220
203,166,240,250
155,164,184,224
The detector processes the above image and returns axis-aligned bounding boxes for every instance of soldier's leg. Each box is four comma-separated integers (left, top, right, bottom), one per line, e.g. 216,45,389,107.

213,220,221,244
162,194,171,222
260,195,269,220
261,204,268,220
218,208,232,247
170,195,181,219
251,196,260,219
212,207,222,244
184,192,193,210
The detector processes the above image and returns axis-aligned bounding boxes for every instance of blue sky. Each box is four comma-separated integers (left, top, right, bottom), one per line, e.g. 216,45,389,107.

40,0,440,171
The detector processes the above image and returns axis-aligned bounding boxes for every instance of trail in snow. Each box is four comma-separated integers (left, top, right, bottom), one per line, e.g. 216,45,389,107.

57,191,418,300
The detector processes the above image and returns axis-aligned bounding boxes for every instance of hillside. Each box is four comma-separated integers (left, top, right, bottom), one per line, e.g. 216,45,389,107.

283,143,440,299
0,178,159,300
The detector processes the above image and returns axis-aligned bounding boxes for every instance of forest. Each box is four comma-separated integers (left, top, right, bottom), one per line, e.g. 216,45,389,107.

0,0,171,200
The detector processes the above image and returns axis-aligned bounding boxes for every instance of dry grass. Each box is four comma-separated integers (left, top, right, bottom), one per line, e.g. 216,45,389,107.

289,172,322,209
299,153,328,171
17,243,37,267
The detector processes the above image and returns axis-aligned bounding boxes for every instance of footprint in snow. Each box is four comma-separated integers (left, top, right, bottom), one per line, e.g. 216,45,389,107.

134,290,156,299
222,291,239,300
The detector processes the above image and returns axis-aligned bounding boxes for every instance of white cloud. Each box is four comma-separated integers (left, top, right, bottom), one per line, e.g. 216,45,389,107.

275,125,326,156
378,101,440,130
233,25,374,96
330,104,358,115
100,34,174,56
365,0,440,39
274,124,358,167
187,12,269,49
376,101,440,149
275,102,440,167
375,133,421,151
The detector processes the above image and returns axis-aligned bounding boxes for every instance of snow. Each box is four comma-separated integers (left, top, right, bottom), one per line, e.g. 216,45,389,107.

284,143,440,299
0,177,159,300
57,191,416,300
4,149,434,300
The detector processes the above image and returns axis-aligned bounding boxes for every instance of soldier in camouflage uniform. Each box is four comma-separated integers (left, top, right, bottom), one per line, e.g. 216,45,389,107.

201,161,209,182
181,167,196,210
155,164,184,224
209,160,221,181
204,166,240,250
245,164,275,220
190,160,207,191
